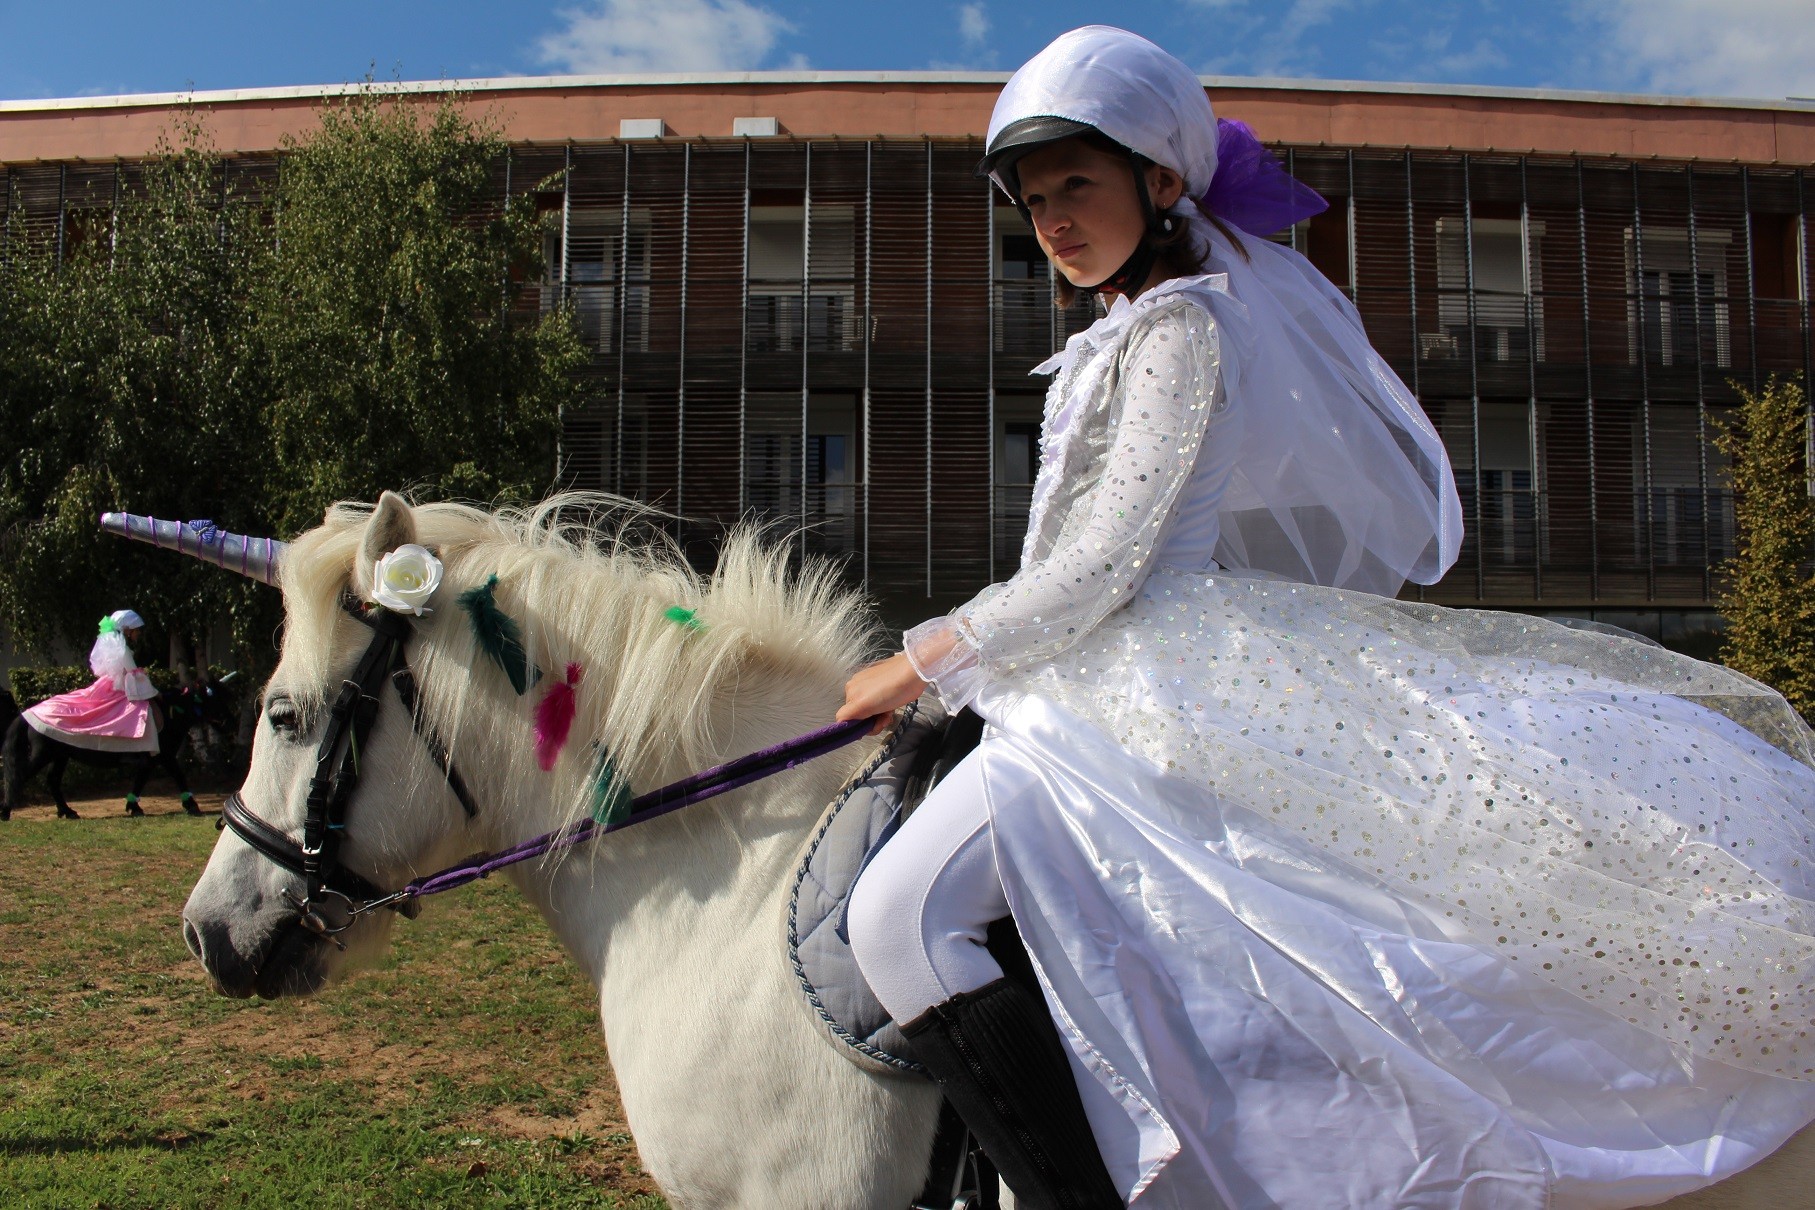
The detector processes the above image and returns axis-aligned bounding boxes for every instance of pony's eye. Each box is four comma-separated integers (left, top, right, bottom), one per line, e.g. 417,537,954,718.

266,696,303,737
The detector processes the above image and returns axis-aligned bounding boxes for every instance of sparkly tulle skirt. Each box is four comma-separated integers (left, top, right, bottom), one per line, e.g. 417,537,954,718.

972,569,1815,1208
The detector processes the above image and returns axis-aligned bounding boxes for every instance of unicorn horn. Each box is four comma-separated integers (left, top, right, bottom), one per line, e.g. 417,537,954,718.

99,512,286,587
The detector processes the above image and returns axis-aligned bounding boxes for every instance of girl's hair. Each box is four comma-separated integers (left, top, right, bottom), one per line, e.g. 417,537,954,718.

1042,132,1250,310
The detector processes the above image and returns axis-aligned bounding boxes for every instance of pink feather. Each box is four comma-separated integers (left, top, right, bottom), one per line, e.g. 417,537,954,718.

533,663,584,771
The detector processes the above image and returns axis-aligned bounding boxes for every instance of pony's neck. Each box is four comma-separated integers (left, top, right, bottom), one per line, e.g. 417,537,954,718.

508,673,864,975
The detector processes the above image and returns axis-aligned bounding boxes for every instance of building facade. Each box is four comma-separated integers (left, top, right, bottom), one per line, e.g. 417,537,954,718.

4,74,1812,642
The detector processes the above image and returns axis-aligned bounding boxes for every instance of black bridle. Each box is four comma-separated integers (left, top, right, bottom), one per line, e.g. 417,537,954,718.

221,596,479,946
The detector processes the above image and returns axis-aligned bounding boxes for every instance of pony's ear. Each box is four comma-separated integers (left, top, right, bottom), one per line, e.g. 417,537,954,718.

356,492,418,598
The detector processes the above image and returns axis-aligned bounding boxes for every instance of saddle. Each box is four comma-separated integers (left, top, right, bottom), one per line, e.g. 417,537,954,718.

789,698,1035,1077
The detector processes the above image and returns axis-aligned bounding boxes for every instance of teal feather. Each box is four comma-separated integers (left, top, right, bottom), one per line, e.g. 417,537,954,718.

457,574,541,695
587,744,633,827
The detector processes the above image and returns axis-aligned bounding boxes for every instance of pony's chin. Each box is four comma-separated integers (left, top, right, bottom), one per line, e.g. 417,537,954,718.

196,920,332,1000
253,924,333,998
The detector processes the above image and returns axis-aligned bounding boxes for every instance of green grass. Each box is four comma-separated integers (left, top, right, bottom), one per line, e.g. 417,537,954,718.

0,793,666,1209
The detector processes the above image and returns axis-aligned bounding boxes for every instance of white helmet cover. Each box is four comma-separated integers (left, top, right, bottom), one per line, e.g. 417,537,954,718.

986,26,1219,198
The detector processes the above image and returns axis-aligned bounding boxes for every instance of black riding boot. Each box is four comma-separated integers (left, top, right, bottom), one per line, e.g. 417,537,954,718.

902,977,1123,1210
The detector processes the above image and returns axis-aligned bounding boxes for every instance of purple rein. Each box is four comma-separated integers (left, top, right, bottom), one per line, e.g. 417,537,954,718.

397,715,879,902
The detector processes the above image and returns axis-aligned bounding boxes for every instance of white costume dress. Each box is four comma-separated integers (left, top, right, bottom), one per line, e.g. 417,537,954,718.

899,240,1815,1206
871,25,1815,1207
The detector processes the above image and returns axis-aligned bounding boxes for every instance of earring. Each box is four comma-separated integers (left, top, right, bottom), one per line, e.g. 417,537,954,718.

1162,216,1175,233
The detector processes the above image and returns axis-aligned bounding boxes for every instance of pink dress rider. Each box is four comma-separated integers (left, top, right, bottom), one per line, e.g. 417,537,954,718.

23,609,160,754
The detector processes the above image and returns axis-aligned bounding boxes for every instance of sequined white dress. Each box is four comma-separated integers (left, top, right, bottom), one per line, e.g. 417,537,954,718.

906,242,1815,1207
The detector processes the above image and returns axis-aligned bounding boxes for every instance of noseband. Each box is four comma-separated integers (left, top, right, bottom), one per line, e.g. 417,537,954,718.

222,596,478,946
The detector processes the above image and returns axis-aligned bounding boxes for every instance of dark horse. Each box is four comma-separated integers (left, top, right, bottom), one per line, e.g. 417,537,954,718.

1,677,236,820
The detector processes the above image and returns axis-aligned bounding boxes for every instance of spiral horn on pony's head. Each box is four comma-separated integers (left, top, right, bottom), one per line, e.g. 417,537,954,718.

98,512,286,588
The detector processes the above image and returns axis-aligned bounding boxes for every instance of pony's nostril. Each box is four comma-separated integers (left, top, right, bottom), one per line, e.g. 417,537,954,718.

183,918,204,959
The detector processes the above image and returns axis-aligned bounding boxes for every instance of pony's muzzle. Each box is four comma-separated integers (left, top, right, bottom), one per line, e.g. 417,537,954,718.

183,914,258,999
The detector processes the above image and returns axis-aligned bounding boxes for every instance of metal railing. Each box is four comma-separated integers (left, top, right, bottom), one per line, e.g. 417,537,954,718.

747,288,853,353
993,485,1035,573
745,479,861,556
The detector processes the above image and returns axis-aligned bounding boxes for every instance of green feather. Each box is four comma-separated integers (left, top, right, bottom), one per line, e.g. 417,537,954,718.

663,605,706,632
457,574,542,695
587,744,633,827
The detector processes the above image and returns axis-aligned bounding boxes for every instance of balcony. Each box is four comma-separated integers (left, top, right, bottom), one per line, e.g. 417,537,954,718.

993,484,1034,573
994,281,1055,357
1423,292,1544,364
745,478,860,556
543,281,648,355
1452,484,1735,575
747,288,853,354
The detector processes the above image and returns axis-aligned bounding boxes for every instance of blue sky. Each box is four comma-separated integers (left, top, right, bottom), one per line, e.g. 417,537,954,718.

1,0,1810,103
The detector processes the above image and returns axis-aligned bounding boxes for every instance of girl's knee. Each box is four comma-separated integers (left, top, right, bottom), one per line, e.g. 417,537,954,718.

846,854,922,977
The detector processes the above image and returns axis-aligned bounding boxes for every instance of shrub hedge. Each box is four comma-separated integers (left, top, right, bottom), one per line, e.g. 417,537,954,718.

8,665,223,707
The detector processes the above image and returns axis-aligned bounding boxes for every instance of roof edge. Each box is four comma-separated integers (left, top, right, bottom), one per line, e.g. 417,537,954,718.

3,71,1814,116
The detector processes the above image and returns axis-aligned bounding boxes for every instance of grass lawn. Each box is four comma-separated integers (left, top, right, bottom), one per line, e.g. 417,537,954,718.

0,785,665,1209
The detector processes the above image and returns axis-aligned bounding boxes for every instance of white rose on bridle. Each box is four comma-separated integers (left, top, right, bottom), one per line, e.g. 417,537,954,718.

370,544,444,615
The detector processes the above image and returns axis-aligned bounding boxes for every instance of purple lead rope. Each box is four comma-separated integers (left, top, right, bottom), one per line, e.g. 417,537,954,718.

399,714,880,901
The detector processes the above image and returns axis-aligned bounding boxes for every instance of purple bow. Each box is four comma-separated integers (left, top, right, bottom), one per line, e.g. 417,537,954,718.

1199,118,1329,237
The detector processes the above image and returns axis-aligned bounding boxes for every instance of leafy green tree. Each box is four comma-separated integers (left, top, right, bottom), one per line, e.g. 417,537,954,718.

1716,375,1815,721
0,92,582,673
0,123,272,666
255,92,582,537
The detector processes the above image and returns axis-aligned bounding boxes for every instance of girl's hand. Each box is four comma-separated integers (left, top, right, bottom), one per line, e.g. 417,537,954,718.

837,652,927,734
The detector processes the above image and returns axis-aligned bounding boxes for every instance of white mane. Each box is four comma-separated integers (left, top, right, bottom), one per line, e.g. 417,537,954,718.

276,493,882,834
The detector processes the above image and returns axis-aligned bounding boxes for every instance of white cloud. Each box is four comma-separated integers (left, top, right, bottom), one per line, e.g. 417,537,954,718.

1184,0,1359,78
535,0,794,74
1577,0,1815,99
1365,21,1512,84
930,2,998,68
958,2,989,48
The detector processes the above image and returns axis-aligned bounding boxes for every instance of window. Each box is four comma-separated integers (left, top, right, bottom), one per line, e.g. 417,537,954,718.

1432,217,1545,362
1624,226,1732,368
1300,204,1351,293
1638,407,1732,565
1477,404,1538,567
545,206,651,353
747,205,855,353
994,396,1044,571
743,394,859,554
994,209,1052,355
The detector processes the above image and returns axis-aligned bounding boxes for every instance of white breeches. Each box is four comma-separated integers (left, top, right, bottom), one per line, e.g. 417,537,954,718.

847,750,1008,1024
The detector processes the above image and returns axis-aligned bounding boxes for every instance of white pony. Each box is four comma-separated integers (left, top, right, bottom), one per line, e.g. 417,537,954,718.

172,492,1813,1210
179,492,943,1206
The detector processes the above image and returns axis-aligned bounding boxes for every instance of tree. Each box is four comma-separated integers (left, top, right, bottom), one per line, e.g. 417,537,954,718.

254,92,583,538
0,121,273,665
1716,375,1815,721
0,92,582,673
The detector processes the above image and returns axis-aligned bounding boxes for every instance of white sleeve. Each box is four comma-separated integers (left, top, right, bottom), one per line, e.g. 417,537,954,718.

906,300,1223,710
123,668,158,701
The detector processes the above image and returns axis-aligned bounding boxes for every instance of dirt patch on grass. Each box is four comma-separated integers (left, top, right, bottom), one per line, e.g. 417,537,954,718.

3,784,230,821
3,782,657,1202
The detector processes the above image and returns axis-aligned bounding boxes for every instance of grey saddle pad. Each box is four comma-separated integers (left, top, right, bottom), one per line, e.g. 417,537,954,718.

788,698,956,1076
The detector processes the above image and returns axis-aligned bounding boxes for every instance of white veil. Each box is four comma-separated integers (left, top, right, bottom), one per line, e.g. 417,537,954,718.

89,609,142,690
1184,211,1462,591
